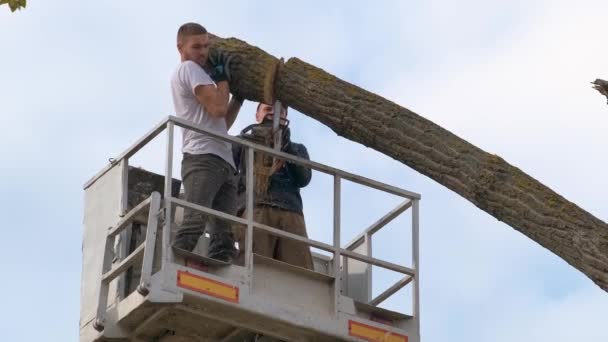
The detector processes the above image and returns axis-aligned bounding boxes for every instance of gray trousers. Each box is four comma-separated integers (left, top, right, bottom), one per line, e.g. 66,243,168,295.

176,153,237,247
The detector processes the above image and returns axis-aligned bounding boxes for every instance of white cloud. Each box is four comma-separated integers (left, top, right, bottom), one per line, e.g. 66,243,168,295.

479,283,608,341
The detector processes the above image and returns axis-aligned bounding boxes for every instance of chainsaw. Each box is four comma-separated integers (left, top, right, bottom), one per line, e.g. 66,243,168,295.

239,114,290,196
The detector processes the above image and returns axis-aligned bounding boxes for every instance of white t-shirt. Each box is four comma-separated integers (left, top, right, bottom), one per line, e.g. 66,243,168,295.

170,60,235,170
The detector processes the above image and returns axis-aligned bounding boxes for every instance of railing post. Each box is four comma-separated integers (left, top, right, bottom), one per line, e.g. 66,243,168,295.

164,121,174,203
365,233,373,302
162,121,175,269
333,175,341,312
245,147,255,286
272,100,283,152
93,236,114,331
138,192,162,295
412,199,420,332
120,158,129,217
117,159,129,300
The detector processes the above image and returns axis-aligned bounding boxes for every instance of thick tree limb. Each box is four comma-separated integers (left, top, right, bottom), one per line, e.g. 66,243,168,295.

208,34,279,104
210,36,608,292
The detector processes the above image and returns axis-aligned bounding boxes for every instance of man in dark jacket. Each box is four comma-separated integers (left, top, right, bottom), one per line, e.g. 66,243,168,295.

232,103,314,270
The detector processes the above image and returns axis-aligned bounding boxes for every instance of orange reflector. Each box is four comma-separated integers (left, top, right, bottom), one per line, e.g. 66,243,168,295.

177,271,239,303
349,320,408,342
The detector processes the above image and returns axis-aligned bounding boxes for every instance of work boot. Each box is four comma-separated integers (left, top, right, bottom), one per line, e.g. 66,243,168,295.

172,236,197,252
254,334,283,342
207,232,237,262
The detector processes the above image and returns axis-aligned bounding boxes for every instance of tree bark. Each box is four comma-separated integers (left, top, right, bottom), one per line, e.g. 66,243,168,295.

211,37,608,292
208,34,279,104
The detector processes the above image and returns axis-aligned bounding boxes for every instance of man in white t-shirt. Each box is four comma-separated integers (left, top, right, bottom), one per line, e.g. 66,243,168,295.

171,22,244,262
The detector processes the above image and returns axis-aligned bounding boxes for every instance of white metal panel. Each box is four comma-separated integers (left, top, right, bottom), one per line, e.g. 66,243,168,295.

252,255,334,316
80,161,125,329
344,236,372,303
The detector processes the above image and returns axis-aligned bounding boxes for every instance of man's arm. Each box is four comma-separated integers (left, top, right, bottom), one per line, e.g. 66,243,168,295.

225,95,244,129
194,81,230,118
192,51,235,118
285,143,312,187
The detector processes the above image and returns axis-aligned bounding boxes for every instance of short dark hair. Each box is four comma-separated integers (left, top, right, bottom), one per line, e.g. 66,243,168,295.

177,22,207,44
257,102,288,114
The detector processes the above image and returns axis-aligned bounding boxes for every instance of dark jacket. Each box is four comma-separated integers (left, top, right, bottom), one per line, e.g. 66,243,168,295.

233,131,311,215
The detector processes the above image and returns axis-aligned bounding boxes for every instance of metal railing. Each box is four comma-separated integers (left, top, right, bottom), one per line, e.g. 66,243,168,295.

94,192,162,331
88,114,421,332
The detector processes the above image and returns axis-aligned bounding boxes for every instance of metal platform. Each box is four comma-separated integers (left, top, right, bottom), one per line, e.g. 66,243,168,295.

80,116,421,342
172,246,232,267
82,255,416,341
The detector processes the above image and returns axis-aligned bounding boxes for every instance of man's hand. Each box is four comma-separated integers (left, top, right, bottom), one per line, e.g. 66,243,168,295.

281,127,292,152
208,51,233,83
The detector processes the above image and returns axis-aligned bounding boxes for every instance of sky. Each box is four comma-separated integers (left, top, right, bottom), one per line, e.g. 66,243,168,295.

1,1,608,341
